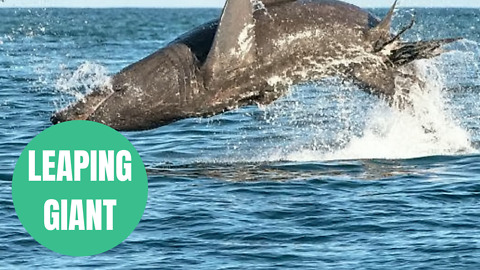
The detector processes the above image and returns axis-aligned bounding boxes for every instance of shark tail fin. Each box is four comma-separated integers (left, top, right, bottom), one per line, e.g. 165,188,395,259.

368,0,397,51
389,38,461,66
367,1,461,65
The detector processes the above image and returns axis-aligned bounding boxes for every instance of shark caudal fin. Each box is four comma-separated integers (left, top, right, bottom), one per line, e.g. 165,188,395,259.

389,38,461,65
368,1,460,65
353,1,461,105
368,0,398,52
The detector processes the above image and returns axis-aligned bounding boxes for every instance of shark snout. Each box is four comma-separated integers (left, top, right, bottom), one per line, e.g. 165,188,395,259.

51,88,114,125
50,101,96,125
50,111,67,125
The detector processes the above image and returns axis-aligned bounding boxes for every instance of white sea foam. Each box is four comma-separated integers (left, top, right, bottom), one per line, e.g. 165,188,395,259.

221,43,480,163
270,58,477,161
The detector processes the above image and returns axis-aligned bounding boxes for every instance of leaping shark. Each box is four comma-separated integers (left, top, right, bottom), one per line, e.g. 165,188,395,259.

51,0,458,131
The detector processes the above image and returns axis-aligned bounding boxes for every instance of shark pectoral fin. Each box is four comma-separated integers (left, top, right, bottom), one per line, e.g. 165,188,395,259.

389,38,461,66
203,0,257,86
368,0,397,51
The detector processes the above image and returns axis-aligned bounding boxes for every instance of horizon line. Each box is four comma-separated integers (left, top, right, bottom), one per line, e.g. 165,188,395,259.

0,5,479,8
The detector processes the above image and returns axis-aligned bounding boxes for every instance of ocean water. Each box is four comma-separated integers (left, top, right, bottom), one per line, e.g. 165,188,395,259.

1,6,480,269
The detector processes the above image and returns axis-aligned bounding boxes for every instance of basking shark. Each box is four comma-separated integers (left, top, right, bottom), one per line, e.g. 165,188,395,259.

51,0,457,131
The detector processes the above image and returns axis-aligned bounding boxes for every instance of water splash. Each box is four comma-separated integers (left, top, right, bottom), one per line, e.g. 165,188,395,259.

54,62,112,108
225,45,479,162
304,65,475,160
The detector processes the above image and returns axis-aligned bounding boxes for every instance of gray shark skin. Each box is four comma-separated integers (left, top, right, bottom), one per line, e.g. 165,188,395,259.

51,0,458,131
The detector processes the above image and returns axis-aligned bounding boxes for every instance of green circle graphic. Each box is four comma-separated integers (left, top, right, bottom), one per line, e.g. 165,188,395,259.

12,121,148,257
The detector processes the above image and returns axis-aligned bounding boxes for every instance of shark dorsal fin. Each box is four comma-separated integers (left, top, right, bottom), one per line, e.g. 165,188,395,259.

203,0,257,85
369,0,398,51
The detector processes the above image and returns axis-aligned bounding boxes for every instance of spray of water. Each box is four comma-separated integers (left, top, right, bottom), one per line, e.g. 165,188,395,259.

54,61,111,109
261,54,478,161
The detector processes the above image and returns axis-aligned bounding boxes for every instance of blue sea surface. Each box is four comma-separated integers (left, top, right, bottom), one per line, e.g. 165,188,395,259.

1,7,480,269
